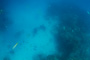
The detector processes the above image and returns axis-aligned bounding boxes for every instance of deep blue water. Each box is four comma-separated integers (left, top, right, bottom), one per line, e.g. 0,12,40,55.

0,0,90,60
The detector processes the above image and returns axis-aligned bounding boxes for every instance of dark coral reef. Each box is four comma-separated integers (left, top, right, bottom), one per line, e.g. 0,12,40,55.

43,2,90,60
32,2,90,59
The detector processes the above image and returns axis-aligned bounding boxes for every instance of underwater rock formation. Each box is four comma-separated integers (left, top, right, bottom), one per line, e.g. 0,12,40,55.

46,2,90,60
32,25,46,36
33,54,46,60
14,30,24,39
33,54,61,60
39,25,46,31
32,28,38,36
3,56,11,60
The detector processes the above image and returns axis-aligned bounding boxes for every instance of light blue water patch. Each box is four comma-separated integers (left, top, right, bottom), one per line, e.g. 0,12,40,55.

0,0,57,60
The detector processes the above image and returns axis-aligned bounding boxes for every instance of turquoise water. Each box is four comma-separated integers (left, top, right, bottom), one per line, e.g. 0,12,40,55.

0,0,90,60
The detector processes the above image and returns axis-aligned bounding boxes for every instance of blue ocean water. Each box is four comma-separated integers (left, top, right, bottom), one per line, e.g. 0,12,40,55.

0,0,90,60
